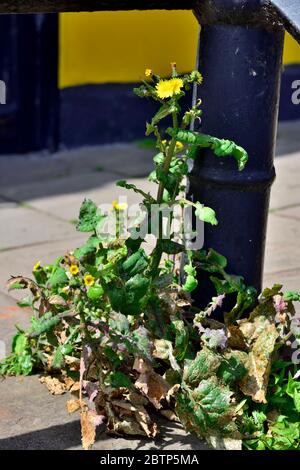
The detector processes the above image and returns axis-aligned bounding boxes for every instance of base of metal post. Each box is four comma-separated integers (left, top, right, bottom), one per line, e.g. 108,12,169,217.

189,0,284,305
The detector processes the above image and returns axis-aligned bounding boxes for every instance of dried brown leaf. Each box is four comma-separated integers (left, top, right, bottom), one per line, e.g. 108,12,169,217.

134,358,170,409
239,323,279,403
39,375,68,395
134,407,159,438
160,409,180,422
227,325,247,350
66,398,81,414
81,407,96,450
48,295,68,306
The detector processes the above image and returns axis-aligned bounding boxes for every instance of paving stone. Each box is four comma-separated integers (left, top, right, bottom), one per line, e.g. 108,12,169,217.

264,213,300,277
0,206,80,251
0,376,208,450
0,171,119,205
0,236,86,298
0,144,154,191
270,151,300,210
274,204,300,222
0,292,31,355
21,176,156,222
276,121,300,157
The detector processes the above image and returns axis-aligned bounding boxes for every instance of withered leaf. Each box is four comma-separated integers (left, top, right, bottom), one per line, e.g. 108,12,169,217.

153,339,180,372
106,403,147,437
48,295,68,307
239,323,279,403
7,276,40,296
227,325,247,350
81,407,96,450
134,358,170,409
160,409,180,422
66,398,81,414
39,375,69,395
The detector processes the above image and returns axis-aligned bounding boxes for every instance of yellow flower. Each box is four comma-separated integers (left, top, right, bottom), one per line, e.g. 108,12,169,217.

69,264,79,276
145,68,152,77
156,78,183,99
33,261,41,272
112,200,128,211
175,141,184,151
84,274,95,287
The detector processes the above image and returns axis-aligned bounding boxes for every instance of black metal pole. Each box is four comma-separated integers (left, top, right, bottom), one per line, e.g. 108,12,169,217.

189,0,285,300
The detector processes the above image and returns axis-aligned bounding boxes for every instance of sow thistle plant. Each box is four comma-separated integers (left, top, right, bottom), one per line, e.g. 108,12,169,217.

1,65,300,451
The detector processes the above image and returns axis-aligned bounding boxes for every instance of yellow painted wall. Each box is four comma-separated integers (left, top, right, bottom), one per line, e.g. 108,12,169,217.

59,11,300,89
283,33,300,65
59,11,199,88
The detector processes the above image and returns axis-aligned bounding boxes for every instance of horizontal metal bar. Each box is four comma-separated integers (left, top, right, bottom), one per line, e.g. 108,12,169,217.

0,0,194,14
268,0,300,44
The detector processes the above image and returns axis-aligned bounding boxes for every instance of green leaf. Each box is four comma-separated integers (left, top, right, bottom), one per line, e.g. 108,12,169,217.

217,352,247,385
176,377,235,438
109,312,129,335
107,371,132,389
48,267,68,288
183,347,221,385
286,373,300,412
183,264,197,277
125,274,149,306
283,291,300,302
74,235,100,260
146,104,177,135
167,128,248,171
12,333,27,355
182,263,198,293
17,353,33,375
206,249,227,269
52,347,63,369
122,249,148,277
17,295,34,308
7,282,24,290
195,202,218,226
132,326,153,361
29,314,60,336
170,320,189,362
87,284,104,301
76,199,106,233
116,180,155,204
160,240,185,255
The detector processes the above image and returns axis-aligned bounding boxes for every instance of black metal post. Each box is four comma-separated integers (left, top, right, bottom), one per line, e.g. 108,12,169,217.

189,0,285,299
0,13,59,154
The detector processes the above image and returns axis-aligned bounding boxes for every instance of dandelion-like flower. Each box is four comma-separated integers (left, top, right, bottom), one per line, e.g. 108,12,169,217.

156,78,183,99
112,200,128,211
33,261,41,272
69,264,79,276
145,68,152,77
175,141,184,152
84,274,95,287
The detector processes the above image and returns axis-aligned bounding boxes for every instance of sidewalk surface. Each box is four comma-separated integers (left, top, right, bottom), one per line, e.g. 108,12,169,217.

0,120,299,449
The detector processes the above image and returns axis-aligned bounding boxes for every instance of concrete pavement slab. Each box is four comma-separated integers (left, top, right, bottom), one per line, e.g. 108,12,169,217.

0,205,79,250
0,376,208,450
0,292,31,354
264,213,300,280
0,236,87,298
21,176,156,222
270,151,300,210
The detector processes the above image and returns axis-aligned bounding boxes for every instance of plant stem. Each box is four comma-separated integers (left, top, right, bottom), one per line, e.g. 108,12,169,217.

150,110,178,278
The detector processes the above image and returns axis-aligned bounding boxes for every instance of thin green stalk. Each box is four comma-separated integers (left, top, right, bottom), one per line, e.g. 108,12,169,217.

150,110,179,278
